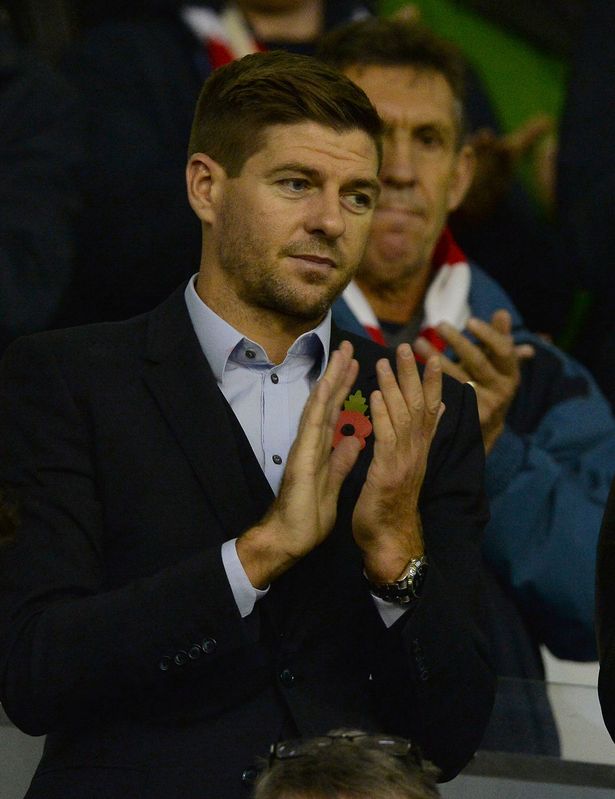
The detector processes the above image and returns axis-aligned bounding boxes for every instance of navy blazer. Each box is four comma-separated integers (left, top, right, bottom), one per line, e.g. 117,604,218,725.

0,284,495,798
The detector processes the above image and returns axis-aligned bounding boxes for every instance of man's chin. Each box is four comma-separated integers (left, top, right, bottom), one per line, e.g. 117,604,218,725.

372,231,418,263
357,243,425,284
256,287,338,323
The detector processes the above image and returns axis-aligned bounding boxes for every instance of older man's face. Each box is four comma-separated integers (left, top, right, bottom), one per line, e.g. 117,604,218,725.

344,64,473,290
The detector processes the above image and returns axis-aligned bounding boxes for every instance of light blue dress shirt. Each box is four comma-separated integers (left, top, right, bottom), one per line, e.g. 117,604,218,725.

185,276,404,627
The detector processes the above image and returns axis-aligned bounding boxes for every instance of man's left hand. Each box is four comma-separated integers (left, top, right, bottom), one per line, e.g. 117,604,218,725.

414,309,534,454
352,344,444,582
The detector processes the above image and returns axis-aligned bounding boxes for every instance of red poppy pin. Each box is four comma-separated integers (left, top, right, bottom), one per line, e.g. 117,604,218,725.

333,390,373,450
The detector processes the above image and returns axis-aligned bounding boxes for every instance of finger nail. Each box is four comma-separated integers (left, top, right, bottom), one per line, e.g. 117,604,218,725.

399,343,413,358
414,337,430,355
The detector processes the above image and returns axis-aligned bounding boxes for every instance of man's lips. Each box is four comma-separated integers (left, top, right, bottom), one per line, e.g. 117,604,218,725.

289,254,337,268
374,207,426,233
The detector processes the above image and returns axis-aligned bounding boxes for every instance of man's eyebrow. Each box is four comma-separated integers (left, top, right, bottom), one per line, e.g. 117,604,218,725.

383,119,454,142
267,163,321,179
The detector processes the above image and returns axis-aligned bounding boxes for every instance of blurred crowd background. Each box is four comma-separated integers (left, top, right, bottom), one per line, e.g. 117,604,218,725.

2,0,615,409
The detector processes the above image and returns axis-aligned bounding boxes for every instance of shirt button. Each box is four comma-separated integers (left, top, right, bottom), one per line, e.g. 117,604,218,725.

272,454,283,465
188,645,202,660
279,668,295,686
159,656,172,672
270,373,279,384
245,349,256,359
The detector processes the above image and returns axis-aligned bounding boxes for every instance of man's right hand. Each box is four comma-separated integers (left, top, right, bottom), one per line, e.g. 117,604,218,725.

414,309,534,454
236,341,363,588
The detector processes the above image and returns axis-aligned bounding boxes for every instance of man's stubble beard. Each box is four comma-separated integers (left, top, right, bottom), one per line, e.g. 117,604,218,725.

217,197,352,322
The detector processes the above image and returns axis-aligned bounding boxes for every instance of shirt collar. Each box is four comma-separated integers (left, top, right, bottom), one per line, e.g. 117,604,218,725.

184,275,331,381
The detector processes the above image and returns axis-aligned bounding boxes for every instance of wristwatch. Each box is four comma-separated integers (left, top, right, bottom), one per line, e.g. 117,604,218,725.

367,556,428,605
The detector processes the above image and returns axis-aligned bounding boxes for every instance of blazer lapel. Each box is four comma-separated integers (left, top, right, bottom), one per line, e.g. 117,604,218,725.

329,322,380,503
142,284,269,540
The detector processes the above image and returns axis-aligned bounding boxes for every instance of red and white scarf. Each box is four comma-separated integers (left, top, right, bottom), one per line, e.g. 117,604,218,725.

182,5,265,69
342,227,471,351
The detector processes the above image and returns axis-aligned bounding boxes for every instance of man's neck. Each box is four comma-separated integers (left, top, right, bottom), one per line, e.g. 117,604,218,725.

195,275,322,365
356,265,432,326
238,0,323,43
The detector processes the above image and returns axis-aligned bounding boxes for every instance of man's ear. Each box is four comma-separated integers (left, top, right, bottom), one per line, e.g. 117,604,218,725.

186,153,227,223
446,144,476,213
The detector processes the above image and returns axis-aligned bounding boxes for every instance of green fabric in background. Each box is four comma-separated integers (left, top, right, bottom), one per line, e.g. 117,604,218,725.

379,0,568,134
377,1,586,347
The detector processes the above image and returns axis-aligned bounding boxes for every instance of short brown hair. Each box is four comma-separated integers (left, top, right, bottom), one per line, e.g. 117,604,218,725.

253,731,441,799
317,18,468,144
188,50,382,176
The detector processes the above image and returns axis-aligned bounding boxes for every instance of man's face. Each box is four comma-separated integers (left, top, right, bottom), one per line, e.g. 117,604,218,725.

197,121,379,323
344,65,473,289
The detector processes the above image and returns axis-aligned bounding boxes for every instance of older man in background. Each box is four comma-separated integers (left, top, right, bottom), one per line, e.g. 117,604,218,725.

321,16,615,752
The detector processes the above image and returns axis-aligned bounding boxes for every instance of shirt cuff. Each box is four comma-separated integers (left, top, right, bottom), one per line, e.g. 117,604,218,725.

371,594,408,628
221,538,269,618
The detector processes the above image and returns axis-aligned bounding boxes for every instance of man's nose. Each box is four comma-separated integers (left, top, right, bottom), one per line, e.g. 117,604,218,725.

305,189,346,239
380,136,418,187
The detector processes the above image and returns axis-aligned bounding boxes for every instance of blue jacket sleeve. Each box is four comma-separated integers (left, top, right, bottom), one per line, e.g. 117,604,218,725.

466,264,613,660
483,336,614,660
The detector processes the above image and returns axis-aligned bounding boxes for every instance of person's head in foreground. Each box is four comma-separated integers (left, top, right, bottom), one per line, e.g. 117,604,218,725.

253,730,441,799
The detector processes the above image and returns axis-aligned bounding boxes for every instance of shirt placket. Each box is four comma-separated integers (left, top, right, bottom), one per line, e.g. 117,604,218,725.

262,363,290,496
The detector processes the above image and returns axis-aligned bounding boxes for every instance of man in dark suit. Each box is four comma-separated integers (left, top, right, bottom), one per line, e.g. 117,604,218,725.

0,51,494,799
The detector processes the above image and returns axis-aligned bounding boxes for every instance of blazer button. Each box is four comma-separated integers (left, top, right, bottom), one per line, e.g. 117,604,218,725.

188,645,202,660
279,668,295,686
159,656,172,672
202,637,217,655
174,650,188,666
